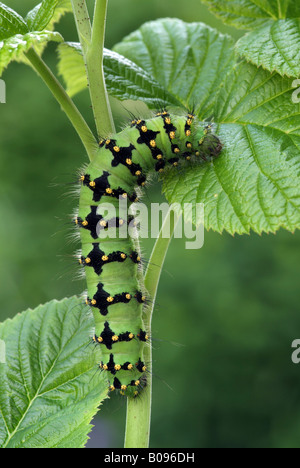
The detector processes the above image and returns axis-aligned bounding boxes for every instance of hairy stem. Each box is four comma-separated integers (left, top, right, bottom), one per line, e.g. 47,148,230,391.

124,208,179,448
25,48,98,160
71,0,115,140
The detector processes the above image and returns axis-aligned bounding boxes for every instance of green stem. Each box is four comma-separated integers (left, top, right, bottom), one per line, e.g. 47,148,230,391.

124,208,179,448
25,48,98,160
90,0,115,136
70,0,92,56
71,0,115,139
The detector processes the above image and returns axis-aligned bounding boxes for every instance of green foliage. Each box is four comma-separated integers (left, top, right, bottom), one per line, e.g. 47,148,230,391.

0,2,28,39
38,0,72,31
113,18,300,234
57,16,300,234
57,42,180,106
58,19,235,114
26,1,59,31
0,0,300,449
0,30,63,75
236,19,300,77
201,0,300,29
0,0,72,75
0,297,108,448
164,62,300,234
113,19,235,117
2,4,298,235
202,0,300,77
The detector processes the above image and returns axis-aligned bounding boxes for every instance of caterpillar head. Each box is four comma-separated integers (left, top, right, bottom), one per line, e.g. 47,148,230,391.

195,125,223,160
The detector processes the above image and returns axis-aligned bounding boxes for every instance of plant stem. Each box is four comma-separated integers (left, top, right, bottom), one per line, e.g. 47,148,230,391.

70,0,92,56
124,208,179,448
90,0,115,136
25,48,98,160
71,0,115,139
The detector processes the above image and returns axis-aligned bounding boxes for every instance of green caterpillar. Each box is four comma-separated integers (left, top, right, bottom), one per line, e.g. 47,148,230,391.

76,110,222,398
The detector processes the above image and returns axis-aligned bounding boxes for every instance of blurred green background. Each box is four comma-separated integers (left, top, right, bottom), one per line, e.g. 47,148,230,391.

1,0,300,449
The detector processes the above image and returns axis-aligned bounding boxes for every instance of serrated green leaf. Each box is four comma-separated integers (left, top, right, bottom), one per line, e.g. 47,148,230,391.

0,0,70,74
201,0,300,30
113,18,235,117
0,2,28,40
0,30,63,76
103,49,180,108
236,19,300,78
24,0,71,61
201,1,300,78
112,18,300,234
57,41,180,106
162,62,300,234
45,0,72,31
26,0,59,32
0,297,108,448
24,0,71,32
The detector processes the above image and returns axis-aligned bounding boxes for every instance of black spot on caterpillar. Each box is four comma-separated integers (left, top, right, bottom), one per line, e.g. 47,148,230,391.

76,111,222,398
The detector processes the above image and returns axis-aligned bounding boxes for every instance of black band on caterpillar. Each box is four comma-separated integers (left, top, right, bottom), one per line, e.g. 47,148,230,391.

100,354,147,375
79,244,141,275
93,322,136,349
86,282,135,316
93,323,149,350
77,111,222,398
76,207,128,239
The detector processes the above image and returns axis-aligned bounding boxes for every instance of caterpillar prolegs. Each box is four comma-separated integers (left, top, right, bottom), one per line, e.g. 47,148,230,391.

76,111,222,398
